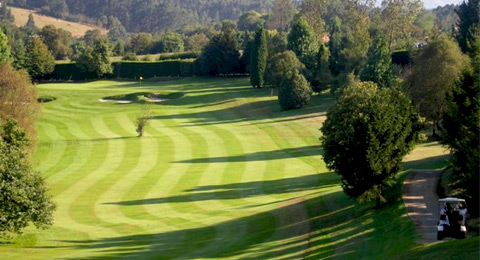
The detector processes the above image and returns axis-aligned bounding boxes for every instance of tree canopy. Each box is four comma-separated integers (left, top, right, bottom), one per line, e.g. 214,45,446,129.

406,37,469,136
250,26,268,88
25,37,55,79
0,118,56,237
321,82,423,204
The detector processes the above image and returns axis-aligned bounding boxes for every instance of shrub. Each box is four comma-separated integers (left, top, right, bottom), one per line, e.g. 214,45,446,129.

278,69,312,110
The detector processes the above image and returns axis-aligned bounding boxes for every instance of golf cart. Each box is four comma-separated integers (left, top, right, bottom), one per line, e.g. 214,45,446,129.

437,198,468,240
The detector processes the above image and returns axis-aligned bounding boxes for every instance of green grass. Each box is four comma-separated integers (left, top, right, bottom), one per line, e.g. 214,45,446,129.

0,78,477,259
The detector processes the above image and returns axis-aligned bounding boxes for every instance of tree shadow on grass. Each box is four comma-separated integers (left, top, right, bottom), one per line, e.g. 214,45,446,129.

153,93,334,127
53,191,364,260
49,189,412,260
402,154,451,171
104,172,339,206
175,145,323,164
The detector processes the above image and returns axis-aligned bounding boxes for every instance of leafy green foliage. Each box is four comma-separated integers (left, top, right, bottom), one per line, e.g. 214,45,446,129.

25,37,55,79
39,25,72,59
287,17,319,70
360,37,395,88
250,26,268,88
406,37,468,134
197,30,241,76
0,29,10,64
154,32,184,53
321,82,423,204
441,65,480,217
74,38,112,77
265,50,306,87
52,60,195,80
278,69,312,110
312,43,332,92
0,119,56,237
456,0,480,55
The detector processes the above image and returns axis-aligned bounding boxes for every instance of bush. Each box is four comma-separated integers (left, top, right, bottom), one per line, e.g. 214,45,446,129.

50,60,195,80
122,52,138,61
278,70,312,110
157,52,200,61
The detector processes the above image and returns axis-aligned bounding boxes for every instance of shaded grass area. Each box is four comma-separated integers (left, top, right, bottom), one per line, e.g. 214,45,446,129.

0,78,476,259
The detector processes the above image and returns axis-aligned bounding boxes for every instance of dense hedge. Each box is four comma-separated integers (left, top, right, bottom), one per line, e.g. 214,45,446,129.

157,52,200,61
49,60,195,80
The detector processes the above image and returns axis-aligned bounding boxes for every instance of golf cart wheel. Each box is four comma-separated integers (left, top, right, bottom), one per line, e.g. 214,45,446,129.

437,231,444,240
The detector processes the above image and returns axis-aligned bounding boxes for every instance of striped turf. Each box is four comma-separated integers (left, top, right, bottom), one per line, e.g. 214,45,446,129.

1,78,472,260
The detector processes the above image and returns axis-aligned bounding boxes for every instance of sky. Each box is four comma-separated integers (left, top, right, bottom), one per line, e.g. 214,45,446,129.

422,0,463,8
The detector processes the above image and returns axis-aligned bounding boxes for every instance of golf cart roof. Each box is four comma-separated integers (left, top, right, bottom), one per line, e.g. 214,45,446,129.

438,198,466,203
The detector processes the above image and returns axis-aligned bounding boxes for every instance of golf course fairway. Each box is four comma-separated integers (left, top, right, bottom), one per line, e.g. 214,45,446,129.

1,78,478,259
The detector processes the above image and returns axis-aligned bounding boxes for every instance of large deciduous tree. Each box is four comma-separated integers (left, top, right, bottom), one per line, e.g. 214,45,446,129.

0,63,39,142
299,0,328,42
267,0,296,32
321,82,423,205
74,38,112,77
39,25,72,60
25,37,55,79
0,118,56,237
380,0,422,50
250,26,268,88
406,37,469,137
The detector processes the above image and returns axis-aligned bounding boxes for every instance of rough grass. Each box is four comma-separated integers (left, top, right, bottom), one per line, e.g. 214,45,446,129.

10,7,107,37
0,78,477,259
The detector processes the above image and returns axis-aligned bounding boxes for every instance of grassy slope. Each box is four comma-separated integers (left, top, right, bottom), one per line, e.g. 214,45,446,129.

0,78,477,259
10,7,107,37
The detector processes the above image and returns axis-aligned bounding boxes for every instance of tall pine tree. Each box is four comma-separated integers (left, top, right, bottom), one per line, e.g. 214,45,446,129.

360,37,395,88
287,17,319,70
250,26,268,88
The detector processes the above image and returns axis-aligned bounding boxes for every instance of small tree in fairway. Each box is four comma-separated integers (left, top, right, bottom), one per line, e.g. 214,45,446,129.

321,82,423,205
250,26,268,88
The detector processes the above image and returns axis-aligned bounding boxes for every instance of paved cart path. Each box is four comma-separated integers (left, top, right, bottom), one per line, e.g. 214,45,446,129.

403,170,441,243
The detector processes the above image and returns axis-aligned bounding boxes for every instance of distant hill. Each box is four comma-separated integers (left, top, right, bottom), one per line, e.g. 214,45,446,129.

10,7,107,37
9,0,274,33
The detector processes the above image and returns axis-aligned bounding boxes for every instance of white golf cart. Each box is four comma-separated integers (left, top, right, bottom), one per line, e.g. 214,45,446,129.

437,198,468,240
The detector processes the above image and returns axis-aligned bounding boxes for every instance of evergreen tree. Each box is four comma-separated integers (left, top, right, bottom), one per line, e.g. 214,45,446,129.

456,0,480,55
321,82,423,205
26,13,36,29
0,0,14,22
287,17,319,70
250,26,268,88
312,43,332,92
328,16,343,74
360,37,395,88
265,50,306,87
0,29,10,64
278,69,312,110
441,64,480,217
25,37,55,79
197,30,241,76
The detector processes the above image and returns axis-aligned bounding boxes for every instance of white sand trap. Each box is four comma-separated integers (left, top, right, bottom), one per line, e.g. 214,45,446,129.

98,99,132,104
148,98,169,103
